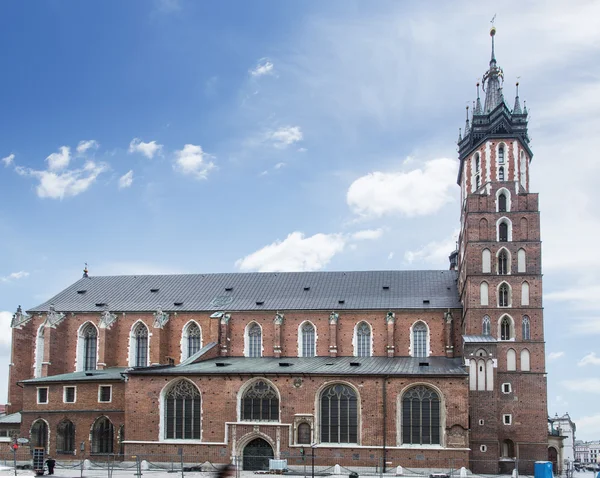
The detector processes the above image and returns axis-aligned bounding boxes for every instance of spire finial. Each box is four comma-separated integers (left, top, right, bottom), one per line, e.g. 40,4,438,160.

490,25,497,63
513,81,522,115
83,262,89,278
457,127,462,143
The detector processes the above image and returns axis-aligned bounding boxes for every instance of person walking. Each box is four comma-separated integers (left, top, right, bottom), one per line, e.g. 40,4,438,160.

216,464,235,478
45,456,56,475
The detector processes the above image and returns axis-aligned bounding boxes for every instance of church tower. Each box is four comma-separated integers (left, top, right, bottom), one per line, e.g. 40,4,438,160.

456,27,548,474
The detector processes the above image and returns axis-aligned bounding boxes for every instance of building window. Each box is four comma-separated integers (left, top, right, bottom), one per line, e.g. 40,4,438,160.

498,250,509,275
499,166,505,181
184,322,202,359
518,248,526,272
498,145,505,164
31,420,48,451
520,152,527,189
498,193,507,212
355,322,371,357
301,322,316,357
521,349,531,371
502,383,512,394
57,419,75,454
478,419,485,426
499,283,510,307
480,444,487,452
320,384,358,444
412,322,428,358
247,323,262,358
242,380,279,422
482,249,491,273
475,154,480,172
164,380,201,439
34,325,44,379
500,316,512,340
63,386,76,403
91,417,114,454
480,282,489,306
37,387,48,404
521,282,530,306
98,385,112,403
475,175,481,189
82,323,98,371
502,439,515,457
297,423,311,445
522,316,531,340
503,414,512,426
401,385,441,445
499,222,509,242
482,316,491,336
131,322,149,367
507,349,517,371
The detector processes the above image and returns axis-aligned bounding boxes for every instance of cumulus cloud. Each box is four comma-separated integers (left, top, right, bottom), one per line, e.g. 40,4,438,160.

128,138,163,159
274,162,286,170
118,170,134,189
76,140,99,154
267,126,303,149
347,157,458,218
578,352,600,366
576,413,600,441
561,378,600,394
46,146,71,171
1,154,14,167
250,58,274,77
0,312,12,347
0,271,29,283
351,228,384,241
405,229,459,266
548,351,565,362
173,144,216,180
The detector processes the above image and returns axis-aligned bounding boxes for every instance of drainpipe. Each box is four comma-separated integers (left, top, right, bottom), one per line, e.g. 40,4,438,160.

382,376,388,473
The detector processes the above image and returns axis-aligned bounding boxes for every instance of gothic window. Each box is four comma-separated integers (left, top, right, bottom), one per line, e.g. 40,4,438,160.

480,282,489,306
91,417,114,454
502,439,515,457
301,322,316,357
498,250,509,275
520,152,527,189
498,193,507,212
499,283,510,307
482,249,491,273
521,282,530,306
34,325,44,378
475,154,480,172
499,166,505,181
355,322,371,357
57,420,75,454
522,316,531,340
164,380,201,439
498,145,505,164
297,423,311,445
401,386,441,445
31,420,48,451
184,322,202,359
475,174,481,189
482,316,491,336
412,322,428,358
518,249,526,272
501,316,512,340
247,323,262,358
131,322,148,367
521,349,531,371
242,380,279,422
499,222,509,242
320,384,358,444
507,349,517,371
81,323,97,371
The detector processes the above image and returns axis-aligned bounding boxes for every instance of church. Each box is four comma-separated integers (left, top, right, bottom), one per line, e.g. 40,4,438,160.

6,28,548,474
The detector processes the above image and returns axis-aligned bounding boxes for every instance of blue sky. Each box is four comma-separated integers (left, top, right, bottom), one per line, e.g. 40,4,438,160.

1,0,599,440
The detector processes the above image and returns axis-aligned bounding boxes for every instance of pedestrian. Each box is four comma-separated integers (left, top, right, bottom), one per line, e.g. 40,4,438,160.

216,464,235,478
45,456,56,475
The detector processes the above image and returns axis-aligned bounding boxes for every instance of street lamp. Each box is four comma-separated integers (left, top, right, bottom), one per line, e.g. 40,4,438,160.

311,443,317,478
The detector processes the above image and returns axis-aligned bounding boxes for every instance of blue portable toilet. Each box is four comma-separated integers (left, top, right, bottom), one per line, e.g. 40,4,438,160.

534,461,553,478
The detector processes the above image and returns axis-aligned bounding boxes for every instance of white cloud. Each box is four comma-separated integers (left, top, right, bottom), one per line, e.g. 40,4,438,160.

118,170,134,189
1,154,14,167
250,58,274,77
388,252,395,260
578,352,600,367
347,157,457,218
128,138,163,159
405,228,459,266
46,146,71,171
173,144,216,180
155,0,181,12
561,378,600,394
351,228,384,241
274,162,286,169
0,271,29,283
571,318,600,336
236,231,346,272
547,351,565,362
576,413,600,441
0,312,12,347
267,126,303,149
76,140,99,154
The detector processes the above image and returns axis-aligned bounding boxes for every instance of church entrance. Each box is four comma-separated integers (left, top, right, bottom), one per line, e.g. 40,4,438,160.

548,447,558,474
243,438,274,471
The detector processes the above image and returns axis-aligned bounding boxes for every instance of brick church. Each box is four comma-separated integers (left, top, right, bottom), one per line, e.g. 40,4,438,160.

6,28,548,473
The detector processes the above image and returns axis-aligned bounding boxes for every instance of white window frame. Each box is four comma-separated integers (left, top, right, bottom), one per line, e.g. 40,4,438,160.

496,188,511,212
482,249,491,273
478,419,485,426
63,386,77,404
503,414,512,426
496,248,511,275
98,385,113,403
34,325,45,379
496,217,513,242
244,322,263,358
497,282,512,308
353,321,373,357
480,282,489,306
502,383,512,394
409,321,430,358
75,321,99,372
480,444,488,452
517,248,526,273
298,321,317,357
180,320,203,362
37,387,49,405
128,320,150,368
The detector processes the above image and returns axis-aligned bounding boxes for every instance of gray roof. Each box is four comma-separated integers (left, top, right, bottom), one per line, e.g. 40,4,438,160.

28,270,460,313
463,335,497,343
129,356,467,377
21,367,127,385
0,412,21,425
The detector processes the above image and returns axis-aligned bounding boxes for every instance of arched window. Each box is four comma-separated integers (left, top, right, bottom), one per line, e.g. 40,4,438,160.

479,218,488,241
297,423,311,445
164,380,201,439
521,349,531,371
412,322,428,358
477,359,486,391
482,249,491,273
498,145,505,164
184,322,202,359
522,316,531,340
242,380,279,422
57,420,75,454
131,322,148,367
501,316,512,340
520,152,527,189
301,322,316,357
507,349,517,371
320,384,358,444
475,174,481,189
480,282,489,306
247,323,262,358
31,420,48,451
518,249,526,272
81,323,97,371
34,325,44,378
401,386,441,445
498,249,509,275
520,217,528,240
91,417,114,454
355,322,371,357
499,222,509,242
482,316,491,335
521,282,530,306
502,439,515,457
499,283,510,307
498,193,507,212
475,153,480,172
498,166,505,181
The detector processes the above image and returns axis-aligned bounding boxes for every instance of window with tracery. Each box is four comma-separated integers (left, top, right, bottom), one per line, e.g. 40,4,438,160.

501,316,511,340
499,222,509,242
498,250,508,275
498,193,507,212
320,384,358,444
482,316,491,336
82,323,97,371
522,316,531,340
499,284,510,307
31,420,48,451
498,145,505,164
241,380,279,421
186,323,202,358
412,322,428,358
165,380,201,439
91,417,114,454
301,322,316,357
499,166,505,181
57,420,75,454
355,322,371,357
247,323,262,358
401,386,441,445
132,323,148,367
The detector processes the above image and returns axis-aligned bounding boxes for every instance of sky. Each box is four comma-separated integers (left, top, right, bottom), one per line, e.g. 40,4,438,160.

0,0,599,441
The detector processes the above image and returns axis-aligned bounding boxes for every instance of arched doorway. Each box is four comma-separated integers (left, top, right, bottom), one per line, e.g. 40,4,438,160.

243,438,274,471
548,447,558,474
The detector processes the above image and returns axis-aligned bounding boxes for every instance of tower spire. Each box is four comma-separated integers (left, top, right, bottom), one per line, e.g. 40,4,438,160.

474,82,483,115
464,105,470,135
513,81,522,114
482,26,504,113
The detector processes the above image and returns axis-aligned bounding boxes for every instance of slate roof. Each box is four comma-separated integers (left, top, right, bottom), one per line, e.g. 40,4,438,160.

463,335,497,343
21,367,127,384
27,270,460,313
128,356,467,377
0,412,21,424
